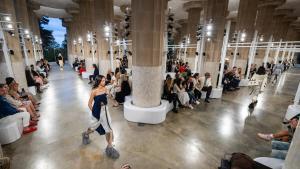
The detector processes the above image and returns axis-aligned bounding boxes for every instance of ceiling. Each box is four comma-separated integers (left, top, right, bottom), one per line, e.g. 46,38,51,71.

30,0,300,30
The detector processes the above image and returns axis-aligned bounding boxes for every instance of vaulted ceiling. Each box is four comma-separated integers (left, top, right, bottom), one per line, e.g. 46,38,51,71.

29,0,300,31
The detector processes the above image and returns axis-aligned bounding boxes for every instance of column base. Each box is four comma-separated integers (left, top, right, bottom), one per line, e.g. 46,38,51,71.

285,105,300,120
239,79,249,86
124,96,173,124
211,87,223,98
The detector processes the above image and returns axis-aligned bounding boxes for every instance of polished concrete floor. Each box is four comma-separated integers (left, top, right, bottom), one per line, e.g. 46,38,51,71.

3,64,300,169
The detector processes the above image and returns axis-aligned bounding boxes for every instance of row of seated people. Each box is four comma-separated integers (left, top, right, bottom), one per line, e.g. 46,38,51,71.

0,78,40,134
0,59,51,137
163,71,213,113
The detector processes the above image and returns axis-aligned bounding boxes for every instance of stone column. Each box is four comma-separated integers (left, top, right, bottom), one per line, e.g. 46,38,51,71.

131,0,167,107
14,0,35,66
254,0,283,64
27,4,41,62
183,1,204,64
235,0,258,76
93,0,113,75
174,19,187,45
202,0,228,86
78,0,94,70
0,0,27,89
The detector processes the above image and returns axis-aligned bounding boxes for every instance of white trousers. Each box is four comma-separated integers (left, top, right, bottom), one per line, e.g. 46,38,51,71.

90,106,112,133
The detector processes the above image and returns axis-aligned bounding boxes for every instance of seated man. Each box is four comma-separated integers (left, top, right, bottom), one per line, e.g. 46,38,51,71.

199,72,213,103
229,66,241,89
0,84,37,134
257,110,299,160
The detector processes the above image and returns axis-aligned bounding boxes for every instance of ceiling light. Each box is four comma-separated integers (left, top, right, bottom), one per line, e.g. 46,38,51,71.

104,25,110,32
4,16,11,21
105,32,110,37
259,37,263,42
206,24,212,31
24,29,29,34
206,31,212,36
241,32,246,38
7,24,13,29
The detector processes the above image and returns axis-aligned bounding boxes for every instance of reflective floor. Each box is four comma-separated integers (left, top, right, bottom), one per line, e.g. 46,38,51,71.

3,64,300,169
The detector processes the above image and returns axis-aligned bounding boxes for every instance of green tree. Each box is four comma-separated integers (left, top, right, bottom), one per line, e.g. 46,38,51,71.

39,16,61,61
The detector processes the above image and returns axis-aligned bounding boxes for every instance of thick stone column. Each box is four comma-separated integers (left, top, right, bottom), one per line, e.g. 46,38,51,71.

254,0,283,65
93,0,113,75
174,19,187,45
235,0,258,75
14,0,35,66
131,0,167,107
27,4,41,62
201,0,228,86
0,0,27,89
183,1,204,62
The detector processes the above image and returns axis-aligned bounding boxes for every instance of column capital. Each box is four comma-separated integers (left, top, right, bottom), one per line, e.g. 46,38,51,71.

258,0,285,8
120,5,131,14
27,2,41,10
274,9,294,16
183,1,206,12
66,7,79,14
177,19,187,25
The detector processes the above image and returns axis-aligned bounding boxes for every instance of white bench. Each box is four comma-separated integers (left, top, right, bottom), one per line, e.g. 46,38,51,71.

28,86,36,95
254,157,284,169
0,117,23,145
200,87,223,99
124,96,173,124
82,72,93,79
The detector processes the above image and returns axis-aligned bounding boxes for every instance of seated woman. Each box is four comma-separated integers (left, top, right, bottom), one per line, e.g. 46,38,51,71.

36,61,47,78
2,84,39,121
25,67,42,93
109,72,121,99
6,77,40,107
78,63,86,75
162,74,179,113
0,84,37,134
88,64,99,84
173,78,193,109
113,75,131,107
30,65,46,86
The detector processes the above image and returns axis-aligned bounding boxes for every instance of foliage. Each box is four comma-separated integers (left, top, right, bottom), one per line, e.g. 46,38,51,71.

38,17,67,62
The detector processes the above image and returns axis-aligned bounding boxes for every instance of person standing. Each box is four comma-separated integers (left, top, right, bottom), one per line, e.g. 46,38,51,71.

272,61,284,84
57,53,64,70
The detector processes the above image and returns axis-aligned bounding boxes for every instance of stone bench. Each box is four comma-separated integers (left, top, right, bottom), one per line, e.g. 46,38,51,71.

82,71,93,79
124,96,173,124
0,117,23,145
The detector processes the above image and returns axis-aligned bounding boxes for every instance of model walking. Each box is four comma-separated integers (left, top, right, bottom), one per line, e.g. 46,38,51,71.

82,75,120,159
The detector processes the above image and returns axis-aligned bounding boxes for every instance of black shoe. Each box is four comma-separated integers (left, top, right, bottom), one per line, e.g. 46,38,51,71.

172,109,178,113
88,81,92,84
204,99,210,103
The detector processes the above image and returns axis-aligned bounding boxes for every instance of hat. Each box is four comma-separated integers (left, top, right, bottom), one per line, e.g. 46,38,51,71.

5,77,15,86
283,108,300,124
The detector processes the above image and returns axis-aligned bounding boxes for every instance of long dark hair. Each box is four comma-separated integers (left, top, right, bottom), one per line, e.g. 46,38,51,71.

93,75,105,89
93,64,98,70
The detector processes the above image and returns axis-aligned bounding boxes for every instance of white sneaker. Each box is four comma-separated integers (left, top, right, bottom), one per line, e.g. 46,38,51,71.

195,101,200,105
189,105,194,109
257,133,273,141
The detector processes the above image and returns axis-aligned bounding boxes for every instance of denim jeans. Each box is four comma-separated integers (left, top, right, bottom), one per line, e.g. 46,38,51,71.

271,140,290,160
